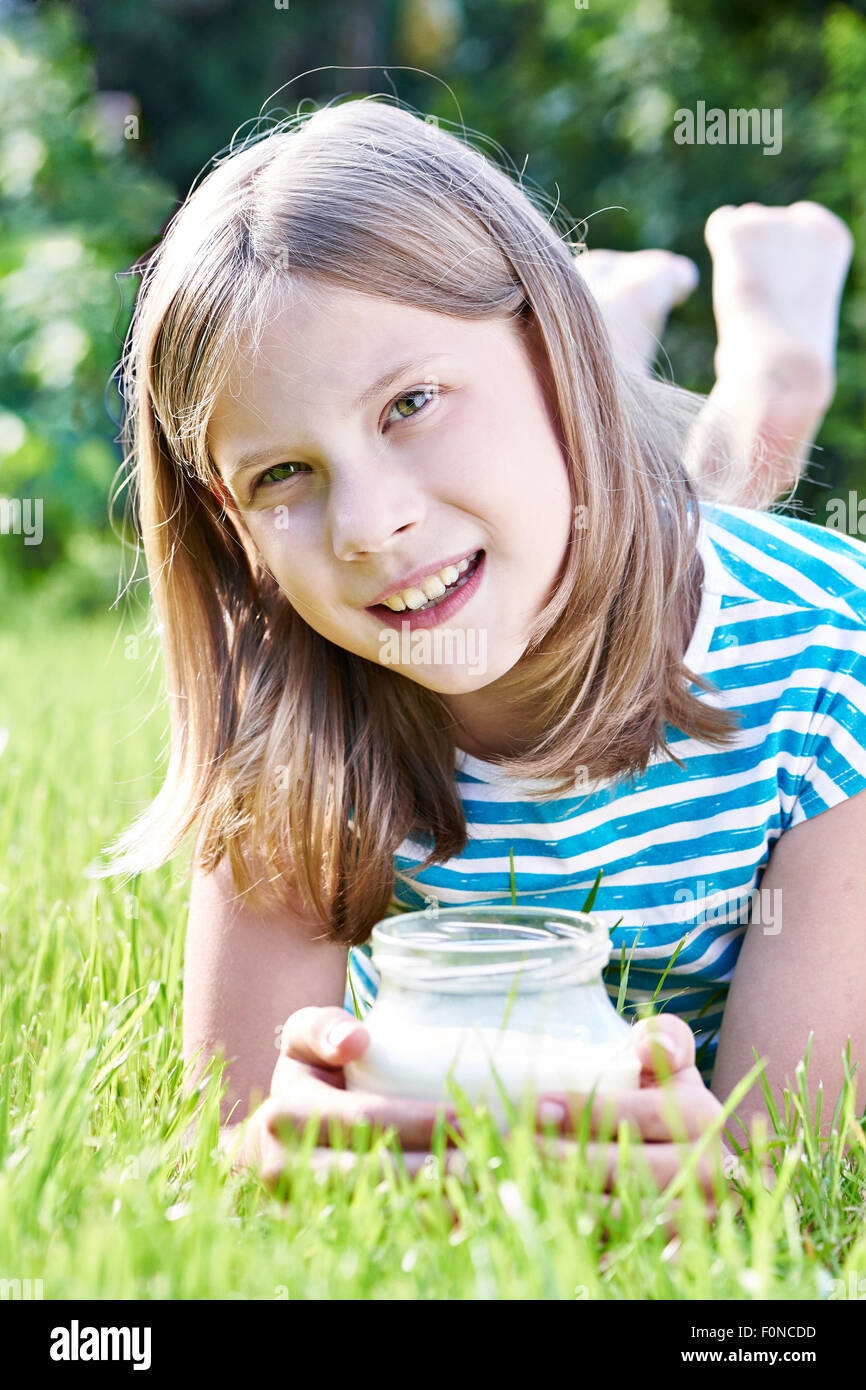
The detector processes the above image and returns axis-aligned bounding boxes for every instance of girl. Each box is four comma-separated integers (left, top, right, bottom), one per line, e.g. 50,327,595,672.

95,97,864,1201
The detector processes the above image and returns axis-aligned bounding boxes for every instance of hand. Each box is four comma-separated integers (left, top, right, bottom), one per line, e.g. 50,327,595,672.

534,1015,740,1217
244,1006,466,1193
244,1007,742,1218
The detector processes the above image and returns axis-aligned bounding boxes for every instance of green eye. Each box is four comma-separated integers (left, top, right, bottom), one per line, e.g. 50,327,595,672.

389,386,438,421
256,462,310,489
252,384,439,494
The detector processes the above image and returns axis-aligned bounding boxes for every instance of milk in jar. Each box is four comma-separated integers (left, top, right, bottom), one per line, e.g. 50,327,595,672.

344,906,641,1124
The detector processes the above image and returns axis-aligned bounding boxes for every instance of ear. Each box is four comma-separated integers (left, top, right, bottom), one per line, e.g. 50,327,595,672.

518,310,555,397
209,477,236,513
517,308,565,450
207,476,253,553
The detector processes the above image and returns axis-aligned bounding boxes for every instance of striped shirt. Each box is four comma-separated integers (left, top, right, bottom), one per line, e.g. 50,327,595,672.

345,501,866,1086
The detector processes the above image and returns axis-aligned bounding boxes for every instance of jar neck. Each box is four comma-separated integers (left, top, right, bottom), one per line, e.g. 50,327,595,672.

373,949,610,994
370,909,613,993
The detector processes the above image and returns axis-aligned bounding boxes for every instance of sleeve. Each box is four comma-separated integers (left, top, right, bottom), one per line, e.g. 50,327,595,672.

345,942,379,1017
784,616,866,831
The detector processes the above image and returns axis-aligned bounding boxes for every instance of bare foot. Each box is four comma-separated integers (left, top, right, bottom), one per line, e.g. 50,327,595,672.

686,201,853,508
707,201,852,400
577,248,699,375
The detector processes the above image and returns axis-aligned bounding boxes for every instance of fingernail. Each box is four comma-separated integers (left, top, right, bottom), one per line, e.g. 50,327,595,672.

650,1034,678,1062
537,1098,569,1129
327,1020,356,1051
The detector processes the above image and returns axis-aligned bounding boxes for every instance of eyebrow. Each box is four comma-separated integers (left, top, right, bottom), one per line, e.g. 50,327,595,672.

222,355,452,482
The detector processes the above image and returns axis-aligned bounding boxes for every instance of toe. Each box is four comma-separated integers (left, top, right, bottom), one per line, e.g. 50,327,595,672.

670,253,700,300
704,205,737,245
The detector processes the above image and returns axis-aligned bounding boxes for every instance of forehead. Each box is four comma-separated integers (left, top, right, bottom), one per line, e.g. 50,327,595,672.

231,282,452,380
207,280,520,457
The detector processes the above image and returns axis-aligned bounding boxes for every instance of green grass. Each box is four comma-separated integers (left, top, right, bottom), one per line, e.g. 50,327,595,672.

1,600,865,1300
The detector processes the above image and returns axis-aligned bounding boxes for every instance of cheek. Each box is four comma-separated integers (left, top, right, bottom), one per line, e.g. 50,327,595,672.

248,510,335,603
491,437,572,533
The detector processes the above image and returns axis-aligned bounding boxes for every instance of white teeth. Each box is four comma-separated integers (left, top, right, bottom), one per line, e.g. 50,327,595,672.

378,552,479,610
401,587,428,611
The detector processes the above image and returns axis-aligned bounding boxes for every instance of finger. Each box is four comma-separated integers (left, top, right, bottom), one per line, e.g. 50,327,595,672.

536,1078,724,1141
272,1051,347,1091
281,1006,371,1068
631,1015,696,1080
265,1078,460,1150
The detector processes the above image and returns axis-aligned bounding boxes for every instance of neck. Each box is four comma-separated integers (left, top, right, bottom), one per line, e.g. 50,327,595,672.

442,669,538,762
442,550,705,763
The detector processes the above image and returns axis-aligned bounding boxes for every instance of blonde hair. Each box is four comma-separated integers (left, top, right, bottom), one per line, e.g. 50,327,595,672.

94,96,742,945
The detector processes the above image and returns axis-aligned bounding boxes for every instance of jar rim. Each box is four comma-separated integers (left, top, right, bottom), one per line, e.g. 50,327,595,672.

369,905,612,990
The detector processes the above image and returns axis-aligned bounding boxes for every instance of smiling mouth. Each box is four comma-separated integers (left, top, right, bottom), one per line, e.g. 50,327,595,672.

367,550,484,614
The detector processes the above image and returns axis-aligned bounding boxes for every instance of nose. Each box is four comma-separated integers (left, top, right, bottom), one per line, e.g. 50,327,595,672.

328,452,426,562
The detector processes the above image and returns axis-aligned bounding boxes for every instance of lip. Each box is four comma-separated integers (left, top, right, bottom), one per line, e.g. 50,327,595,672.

368,550,486,630
364,548,483,610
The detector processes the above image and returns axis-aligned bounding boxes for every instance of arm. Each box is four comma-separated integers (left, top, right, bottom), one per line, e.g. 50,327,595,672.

183,855,472,1183
711,787,866,1145
182,851,348,1137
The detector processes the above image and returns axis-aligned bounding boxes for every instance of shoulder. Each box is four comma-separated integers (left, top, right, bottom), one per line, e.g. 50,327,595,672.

697,500,866,630
689,506,866,836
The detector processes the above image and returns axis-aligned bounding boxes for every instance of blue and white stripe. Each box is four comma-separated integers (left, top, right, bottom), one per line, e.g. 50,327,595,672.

345,501,866,1086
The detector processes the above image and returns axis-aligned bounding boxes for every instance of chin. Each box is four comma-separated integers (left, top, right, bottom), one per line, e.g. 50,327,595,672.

394,651,518,695
408,669,494,694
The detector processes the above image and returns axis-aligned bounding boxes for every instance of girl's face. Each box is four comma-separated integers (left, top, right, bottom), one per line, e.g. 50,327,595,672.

208,283,573,703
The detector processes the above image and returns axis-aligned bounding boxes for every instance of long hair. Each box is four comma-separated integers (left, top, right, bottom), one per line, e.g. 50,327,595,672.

93,96,742,945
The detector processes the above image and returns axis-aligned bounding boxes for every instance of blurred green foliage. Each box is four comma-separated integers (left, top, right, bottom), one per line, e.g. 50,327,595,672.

0,3,173,613
1,0,864,613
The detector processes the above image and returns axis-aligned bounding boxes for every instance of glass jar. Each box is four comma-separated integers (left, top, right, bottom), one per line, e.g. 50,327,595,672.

344,906,640,1124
